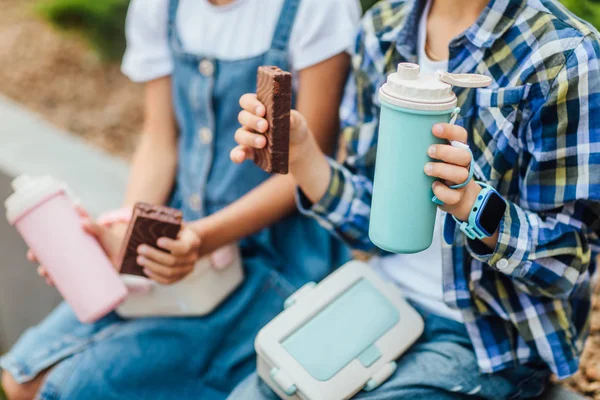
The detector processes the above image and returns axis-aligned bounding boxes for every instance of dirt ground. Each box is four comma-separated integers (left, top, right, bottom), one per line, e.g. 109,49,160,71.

0,0,599,398
0,0,143,159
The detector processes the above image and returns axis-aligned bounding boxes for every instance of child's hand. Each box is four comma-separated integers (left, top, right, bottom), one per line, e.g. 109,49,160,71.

230,93,311,166
135,226,201,285
425,123,482,221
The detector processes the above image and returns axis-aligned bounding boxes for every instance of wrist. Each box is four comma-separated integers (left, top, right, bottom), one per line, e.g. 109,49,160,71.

289,135,323,178
452,181,483,222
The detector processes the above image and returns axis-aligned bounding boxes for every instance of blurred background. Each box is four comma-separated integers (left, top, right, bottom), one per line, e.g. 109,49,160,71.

0,0,598,398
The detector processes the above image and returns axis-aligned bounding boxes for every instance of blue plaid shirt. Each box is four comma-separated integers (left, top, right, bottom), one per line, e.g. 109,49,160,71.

298,0,600,378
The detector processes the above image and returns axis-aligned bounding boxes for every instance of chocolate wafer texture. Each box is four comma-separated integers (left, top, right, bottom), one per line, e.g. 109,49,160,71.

255,66,292,174
118,203,183,277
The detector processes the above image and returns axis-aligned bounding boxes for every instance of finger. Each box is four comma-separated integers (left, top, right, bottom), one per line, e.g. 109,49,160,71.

290,110,305,131
37,266,54,286
139,257,193,284
427,144,471,167
27,250,38,263
157,232,200,256
75,206,90,219
425,162,470,185
239,93,265,116
234,128,267,149
238,110,268,134
432,181,463,206
81,219,103,237
37,265,48,278
137,245,177,266
230,145,255,164
432,123,468,144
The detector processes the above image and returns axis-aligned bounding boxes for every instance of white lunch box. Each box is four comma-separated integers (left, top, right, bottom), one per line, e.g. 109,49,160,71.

117,246,243,318
255,260,424,400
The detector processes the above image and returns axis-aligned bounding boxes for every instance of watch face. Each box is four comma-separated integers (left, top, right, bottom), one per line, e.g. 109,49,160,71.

478,192,506,235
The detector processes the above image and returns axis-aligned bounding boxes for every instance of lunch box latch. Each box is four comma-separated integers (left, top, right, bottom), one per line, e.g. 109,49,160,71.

270,367,297,396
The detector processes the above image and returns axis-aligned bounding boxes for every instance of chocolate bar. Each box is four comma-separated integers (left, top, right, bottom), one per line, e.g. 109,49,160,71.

255,66,292,174
118,202,182,277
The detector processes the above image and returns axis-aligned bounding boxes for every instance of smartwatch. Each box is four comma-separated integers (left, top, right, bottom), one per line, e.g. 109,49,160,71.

454,182,507,240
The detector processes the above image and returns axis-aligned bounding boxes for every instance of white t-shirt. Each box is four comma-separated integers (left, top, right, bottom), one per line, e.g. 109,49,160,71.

371,0,464,323
121,0,361,83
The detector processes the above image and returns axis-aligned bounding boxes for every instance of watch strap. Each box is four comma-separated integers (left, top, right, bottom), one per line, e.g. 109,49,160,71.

453,181,497,239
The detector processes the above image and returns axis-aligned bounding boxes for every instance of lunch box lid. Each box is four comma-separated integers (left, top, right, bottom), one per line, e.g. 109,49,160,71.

255,261,425,400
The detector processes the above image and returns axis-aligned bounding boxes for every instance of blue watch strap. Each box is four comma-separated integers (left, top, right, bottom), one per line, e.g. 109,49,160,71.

453,181,501,240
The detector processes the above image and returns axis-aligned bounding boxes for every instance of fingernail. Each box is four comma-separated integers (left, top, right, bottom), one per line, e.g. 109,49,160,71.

254,137,264,146
428,145,436,156
425,163,433,173
256,120,267,131
137,256,146,266
143,268,152,276
157,238,167,248
433,124,444,135
256,106,264,115
137,245,147,255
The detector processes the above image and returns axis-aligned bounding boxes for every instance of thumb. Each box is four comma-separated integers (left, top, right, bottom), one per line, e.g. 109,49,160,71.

289,110,308,145
82,219,116,247
81,218,104,238
290,110,305,131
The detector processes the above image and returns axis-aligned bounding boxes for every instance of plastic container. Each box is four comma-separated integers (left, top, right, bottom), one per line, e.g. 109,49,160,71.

117,245,244,318
255,261,424,400
5,175,128,323
369,63,491,253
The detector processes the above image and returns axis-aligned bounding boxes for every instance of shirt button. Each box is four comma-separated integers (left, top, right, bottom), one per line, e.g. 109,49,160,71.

496,258,509,270
199,59,214,77
188,194,201,211
199,128,213,144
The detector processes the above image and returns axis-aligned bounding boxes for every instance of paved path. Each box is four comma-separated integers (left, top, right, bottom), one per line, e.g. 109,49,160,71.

0,96,129,349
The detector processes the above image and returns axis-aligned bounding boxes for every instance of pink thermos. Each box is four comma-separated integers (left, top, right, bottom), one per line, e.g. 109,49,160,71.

4,175,127,323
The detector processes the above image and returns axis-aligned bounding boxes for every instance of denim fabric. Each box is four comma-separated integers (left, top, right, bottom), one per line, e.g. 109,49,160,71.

228,306,550,400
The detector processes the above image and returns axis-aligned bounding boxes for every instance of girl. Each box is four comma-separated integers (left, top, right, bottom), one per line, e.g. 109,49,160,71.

1,0,360,399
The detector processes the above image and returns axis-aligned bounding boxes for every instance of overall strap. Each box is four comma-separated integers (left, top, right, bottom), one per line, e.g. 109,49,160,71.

270,0,302,52
167,0,180,44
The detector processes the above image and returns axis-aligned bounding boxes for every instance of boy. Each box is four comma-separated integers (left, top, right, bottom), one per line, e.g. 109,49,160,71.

230,0,600,398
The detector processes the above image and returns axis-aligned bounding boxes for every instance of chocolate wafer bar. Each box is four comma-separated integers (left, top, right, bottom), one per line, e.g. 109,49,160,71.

118,202,182,277
255,66,292,174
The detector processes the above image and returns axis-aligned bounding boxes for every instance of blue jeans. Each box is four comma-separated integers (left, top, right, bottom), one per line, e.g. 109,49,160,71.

228,306,550,400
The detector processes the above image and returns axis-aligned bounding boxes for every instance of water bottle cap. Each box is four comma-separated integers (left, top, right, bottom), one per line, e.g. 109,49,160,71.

379,63,492,111
5,175,66,225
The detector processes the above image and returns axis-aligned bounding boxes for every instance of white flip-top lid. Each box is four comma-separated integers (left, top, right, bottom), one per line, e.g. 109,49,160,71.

379,63,492,111
5,174,66,225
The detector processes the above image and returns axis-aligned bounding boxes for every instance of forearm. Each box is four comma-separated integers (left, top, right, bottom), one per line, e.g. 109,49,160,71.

190,174,296,252
122,77,178,207
123,133,177,207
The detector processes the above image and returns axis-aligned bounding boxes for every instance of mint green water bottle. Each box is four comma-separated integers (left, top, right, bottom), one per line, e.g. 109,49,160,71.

369,63,491,254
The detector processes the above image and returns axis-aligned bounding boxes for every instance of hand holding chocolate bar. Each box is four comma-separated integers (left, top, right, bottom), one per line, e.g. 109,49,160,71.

232,66,315,171
117,203,201,285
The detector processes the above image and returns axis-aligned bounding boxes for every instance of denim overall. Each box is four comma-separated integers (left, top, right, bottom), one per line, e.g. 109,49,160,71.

167,0,348,287
0,0,348,399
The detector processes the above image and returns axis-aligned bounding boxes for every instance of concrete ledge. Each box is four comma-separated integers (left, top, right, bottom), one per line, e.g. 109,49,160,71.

0,95,129,214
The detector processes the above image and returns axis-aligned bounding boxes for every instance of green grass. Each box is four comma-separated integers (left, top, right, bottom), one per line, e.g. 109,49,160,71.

0,384,6,400
36,0,129,62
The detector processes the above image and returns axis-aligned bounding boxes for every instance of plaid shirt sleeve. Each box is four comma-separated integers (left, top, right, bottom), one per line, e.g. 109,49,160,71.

296,25,383,253
466,36,600,298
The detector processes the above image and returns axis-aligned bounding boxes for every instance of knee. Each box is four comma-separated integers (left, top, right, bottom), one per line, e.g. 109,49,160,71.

1,371,41,400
